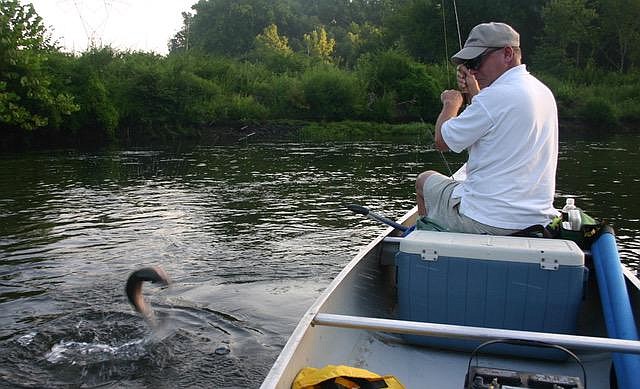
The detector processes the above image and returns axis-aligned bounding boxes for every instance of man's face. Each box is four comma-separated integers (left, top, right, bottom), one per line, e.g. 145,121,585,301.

467,47,508,89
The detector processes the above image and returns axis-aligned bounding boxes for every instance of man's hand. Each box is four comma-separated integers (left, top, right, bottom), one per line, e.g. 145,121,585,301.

440,89,464,111
457,65,479,98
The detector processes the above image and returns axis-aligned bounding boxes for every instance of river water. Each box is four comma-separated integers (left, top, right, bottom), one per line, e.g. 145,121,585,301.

1,134,639,388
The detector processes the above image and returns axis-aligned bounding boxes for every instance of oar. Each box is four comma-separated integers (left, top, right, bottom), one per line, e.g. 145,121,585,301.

347,204,408,232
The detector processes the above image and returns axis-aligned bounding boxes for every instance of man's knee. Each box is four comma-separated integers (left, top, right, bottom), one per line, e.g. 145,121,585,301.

416,170,439,194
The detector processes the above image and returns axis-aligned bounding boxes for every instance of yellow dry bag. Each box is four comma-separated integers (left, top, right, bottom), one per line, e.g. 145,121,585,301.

292,365,405,389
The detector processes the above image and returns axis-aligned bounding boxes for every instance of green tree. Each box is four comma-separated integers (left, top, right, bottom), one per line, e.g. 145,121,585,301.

538,0,597,70
175,0,299,57
252,24,309,74
65,48,120,143
0,0,78,131
384,0,444,63
597,0,640,71
339,22,385,68
168,12,194,53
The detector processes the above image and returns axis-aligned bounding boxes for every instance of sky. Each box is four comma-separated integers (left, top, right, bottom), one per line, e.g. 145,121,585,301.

23,0,196,54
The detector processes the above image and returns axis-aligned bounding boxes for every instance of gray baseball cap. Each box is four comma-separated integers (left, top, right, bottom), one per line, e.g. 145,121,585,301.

452,22,520,64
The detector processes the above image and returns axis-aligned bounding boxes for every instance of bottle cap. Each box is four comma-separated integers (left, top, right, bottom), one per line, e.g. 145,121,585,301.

566,198,575,206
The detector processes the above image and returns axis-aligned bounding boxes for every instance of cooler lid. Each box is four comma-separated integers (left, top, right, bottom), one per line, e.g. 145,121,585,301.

399,230,584,267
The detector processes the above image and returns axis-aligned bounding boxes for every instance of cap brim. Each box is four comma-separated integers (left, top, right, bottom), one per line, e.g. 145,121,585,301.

451,46,487,64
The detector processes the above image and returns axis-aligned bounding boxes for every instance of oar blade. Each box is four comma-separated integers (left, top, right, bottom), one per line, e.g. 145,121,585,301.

347,204,369,216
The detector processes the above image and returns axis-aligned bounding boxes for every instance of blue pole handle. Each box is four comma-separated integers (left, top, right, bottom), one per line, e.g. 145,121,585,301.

347,204,408,232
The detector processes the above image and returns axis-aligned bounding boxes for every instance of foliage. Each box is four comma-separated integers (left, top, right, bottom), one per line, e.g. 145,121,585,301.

60,48,120,144
339,22,385,68
536,0,597,72
251,24,308,74
210,94,269,121
579,98,617,127
596,0,640,72
3,0,640,150
168,12,194,53
357,50,442,121
538,69,640,125
255,24,293,55
298,120,434,142
178,0,300,57
300,65,365,120
383,0,444,63
254,75,306,118
303,26,336,63
0,0,78,131
171,0,640,74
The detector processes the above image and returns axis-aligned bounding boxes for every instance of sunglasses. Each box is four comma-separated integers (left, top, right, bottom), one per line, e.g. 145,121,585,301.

464,47,503,70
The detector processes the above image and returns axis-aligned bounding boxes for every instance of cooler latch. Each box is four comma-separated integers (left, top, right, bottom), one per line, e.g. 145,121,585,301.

539,257,559,270
421,249,438,261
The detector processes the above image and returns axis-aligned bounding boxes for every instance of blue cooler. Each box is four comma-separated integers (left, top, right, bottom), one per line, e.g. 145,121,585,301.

395,230,587,358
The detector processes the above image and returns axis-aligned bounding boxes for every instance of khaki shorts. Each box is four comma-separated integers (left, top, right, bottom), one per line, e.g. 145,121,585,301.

423,173,520,235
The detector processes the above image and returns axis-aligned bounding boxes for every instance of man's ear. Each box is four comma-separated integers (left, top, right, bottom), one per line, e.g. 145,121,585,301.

504,46,515,64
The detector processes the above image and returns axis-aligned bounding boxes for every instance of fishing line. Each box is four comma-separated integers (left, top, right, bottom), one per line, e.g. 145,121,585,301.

437,0,464,178
441,3,451,87
439,149,454,177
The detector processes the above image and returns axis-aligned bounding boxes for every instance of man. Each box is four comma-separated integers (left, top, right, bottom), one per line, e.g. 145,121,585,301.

415,22,559,234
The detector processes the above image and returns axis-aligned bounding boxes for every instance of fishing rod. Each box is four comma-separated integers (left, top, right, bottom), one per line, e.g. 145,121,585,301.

451,0,470,104
452,0,463,51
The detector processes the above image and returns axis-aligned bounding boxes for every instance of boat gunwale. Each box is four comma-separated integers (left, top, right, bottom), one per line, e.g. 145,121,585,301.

260,208,414,388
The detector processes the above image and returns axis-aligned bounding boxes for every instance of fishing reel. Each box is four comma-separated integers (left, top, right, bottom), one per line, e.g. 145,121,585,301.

464,339,585,389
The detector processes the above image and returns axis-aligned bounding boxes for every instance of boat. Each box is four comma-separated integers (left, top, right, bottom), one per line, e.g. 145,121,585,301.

261,206,640,389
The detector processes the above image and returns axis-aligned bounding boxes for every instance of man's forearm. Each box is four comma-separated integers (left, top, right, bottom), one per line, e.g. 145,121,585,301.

434,103,459,151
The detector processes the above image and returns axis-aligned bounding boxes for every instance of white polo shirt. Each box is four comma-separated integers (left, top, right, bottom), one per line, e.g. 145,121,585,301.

441,65,559,229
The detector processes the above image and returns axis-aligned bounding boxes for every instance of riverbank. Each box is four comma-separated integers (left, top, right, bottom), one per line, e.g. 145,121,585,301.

132,120,435,146
3,117,637,153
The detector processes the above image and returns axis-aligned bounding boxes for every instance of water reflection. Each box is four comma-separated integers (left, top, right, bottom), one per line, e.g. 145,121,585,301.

0,137,638,387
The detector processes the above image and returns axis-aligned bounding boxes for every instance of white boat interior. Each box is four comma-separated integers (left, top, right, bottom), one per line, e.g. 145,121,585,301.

262,208,640,389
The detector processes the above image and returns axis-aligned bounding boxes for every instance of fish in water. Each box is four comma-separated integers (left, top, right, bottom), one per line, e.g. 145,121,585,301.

125,266,171,326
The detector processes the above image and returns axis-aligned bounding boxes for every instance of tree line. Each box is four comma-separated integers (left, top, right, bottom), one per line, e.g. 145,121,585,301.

2,0,639,150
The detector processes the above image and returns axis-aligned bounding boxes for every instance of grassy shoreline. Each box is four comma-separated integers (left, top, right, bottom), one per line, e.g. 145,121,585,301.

199,116,638,145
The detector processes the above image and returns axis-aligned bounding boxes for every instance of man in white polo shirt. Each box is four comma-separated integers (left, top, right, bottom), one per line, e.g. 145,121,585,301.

415,22,559,234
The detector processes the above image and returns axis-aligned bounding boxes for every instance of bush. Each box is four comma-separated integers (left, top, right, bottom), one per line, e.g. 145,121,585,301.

300,66,366,121
298,120,433,142
251,50,309,75
211,94,269,121
617,102,640,122
579,97,618,127
64,49,120,143
254,75,306,119
362,91,397,122
357,49,441,122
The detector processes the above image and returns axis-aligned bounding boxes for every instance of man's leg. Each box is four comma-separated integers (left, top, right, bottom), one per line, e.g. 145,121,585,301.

415,170,439,216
